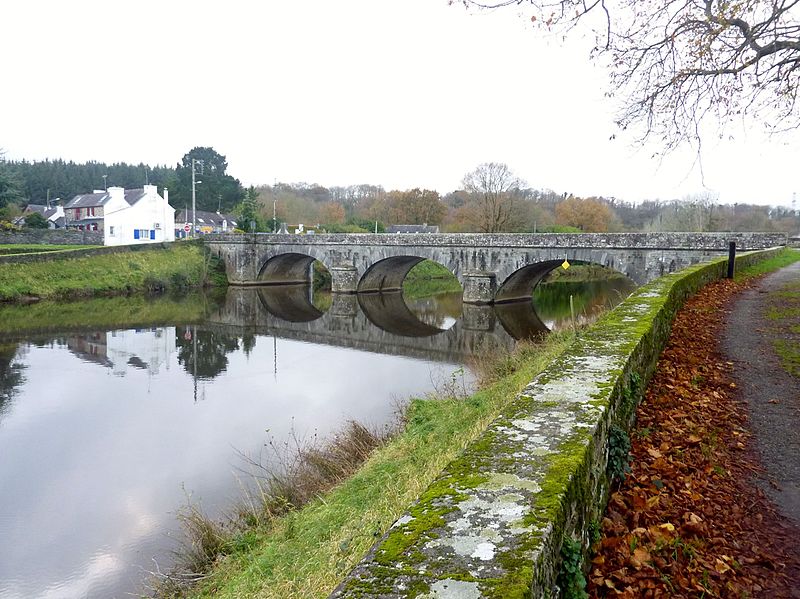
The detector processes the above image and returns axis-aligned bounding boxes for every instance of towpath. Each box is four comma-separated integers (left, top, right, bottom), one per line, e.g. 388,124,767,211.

722,261,800,528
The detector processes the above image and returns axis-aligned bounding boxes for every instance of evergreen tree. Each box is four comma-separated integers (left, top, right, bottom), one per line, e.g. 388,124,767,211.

0,154,24,210
238,186,261,232
23,212,49,229
172,147,245,213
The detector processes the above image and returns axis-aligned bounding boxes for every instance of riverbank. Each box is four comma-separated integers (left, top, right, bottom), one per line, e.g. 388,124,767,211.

155,331,577,598
0,242,223,302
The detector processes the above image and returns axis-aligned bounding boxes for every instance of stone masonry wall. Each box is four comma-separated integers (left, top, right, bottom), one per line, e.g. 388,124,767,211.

209,232,786,250
330,248,782,599
0,241,176,266
206,233,787,293
0,229,103,246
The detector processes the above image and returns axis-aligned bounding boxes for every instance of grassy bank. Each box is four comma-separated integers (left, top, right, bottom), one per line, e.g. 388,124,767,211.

748,248,800,376
0,244,100,256
158,333,575,599
735,246,800,279
403,260,462,300
0,243,223,302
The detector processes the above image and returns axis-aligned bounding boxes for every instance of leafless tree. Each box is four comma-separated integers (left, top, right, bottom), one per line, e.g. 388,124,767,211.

461,162,525,232
454,1,800,150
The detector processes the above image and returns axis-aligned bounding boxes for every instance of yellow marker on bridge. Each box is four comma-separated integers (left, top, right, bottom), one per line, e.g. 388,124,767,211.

562,259,570,270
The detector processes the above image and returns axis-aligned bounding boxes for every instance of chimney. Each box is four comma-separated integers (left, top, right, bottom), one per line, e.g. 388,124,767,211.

163,188,169,204
108,186,125,204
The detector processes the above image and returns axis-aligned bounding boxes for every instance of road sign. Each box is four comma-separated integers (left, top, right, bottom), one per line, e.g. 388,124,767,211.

184,223,191,233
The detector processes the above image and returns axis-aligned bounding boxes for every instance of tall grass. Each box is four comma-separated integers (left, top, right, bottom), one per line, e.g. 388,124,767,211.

153,330,576,599
0,244,221,302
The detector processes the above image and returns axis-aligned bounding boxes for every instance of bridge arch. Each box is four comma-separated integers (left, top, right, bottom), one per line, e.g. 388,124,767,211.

257,252,320,285
357,256,427,293
495,260,565,303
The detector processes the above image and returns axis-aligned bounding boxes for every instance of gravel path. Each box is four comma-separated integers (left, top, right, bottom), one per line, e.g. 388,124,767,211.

722,261,800,526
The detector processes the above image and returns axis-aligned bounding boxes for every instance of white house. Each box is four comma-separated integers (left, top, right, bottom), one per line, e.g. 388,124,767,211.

66,185,175,246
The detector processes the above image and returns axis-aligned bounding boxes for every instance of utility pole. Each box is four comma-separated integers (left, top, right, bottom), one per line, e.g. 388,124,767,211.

273,178,277,233
191,159,204,238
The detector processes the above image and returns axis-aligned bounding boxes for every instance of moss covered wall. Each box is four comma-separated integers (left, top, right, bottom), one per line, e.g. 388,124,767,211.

330,248,780,599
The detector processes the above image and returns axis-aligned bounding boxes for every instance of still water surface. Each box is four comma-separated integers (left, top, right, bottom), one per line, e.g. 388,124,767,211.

0,276,634,598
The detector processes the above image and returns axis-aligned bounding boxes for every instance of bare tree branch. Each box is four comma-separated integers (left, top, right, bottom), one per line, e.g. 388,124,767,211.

457,0,800,149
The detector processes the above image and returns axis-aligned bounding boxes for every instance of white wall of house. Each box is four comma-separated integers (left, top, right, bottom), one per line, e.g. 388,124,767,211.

104,185,175,246
106,327,176,377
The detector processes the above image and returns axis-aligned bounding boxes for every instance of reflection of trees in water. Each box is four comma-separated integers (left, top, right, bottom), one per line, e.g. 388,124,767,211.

533,278,636,328
176,327,244,380
241,333,257,357
0,343,26,418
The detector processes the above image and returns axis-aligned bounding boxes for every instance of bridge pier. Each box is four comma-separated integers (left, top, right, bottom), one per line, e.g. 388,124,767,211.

330,266,360,294
461,304,496,331
329,294,359,318
462,271,497,305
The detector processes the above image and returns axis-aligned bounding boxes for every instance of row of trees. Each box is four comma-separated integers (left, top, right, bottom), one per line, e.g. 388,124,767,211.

2,151,797,234
240,162,799,234
0,147,245,216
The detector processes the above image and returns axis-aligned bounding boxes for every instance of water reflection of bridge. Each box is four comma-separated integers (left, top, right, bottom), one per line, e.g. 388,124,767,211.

205,286,553,363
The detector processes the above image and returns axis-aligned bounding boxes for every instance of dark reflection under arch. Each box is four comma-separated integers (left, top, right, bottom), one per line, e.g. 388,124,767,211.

358,292,444,337
258,252,318,285
256,285,324,323
358,256,427,293
493,300,550,340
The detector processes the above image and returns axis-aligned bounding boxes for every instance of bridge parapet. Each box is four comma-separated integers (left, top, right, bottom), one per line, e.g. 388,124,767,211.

205,232,787,303
207,231,786,250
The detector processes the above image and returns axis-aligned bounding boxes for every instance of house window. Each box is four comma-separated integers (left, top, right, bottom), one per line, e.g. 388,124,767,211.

109,226,115,236
133,229,151,240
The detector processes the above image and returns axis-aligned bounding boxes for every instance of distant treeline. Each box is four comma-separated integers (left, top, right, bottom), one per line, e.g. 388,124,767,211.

0,147,245,215
1,154,797,234
8,158,176,204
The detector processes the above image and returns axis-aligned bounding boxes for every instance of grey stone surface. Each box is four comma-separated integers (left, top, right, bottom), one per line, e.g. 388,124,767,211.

0,229,103,245
205,232,785,303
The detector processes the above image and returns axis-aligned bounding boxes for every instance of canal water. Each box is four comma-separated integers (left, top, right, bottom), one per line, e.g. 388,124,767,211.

0,274,634,599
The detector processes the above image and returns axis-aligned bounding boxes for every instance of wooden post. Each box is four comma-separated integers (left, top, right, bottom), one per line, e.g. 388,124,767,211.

727,241,736,278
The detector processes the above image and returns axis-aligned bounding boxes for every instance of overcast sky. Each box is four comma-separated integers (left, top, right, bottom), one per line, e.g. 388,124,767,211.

2,0,798,207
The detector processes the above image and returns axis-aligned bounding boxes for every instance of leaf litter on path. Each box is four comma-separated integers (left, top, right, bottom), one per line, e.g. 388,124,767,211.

588,278,800,598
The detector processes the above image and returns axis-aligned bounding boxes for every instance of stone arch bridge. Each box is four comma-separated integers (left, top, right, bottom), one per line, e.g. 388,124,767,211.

205,232,786,304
